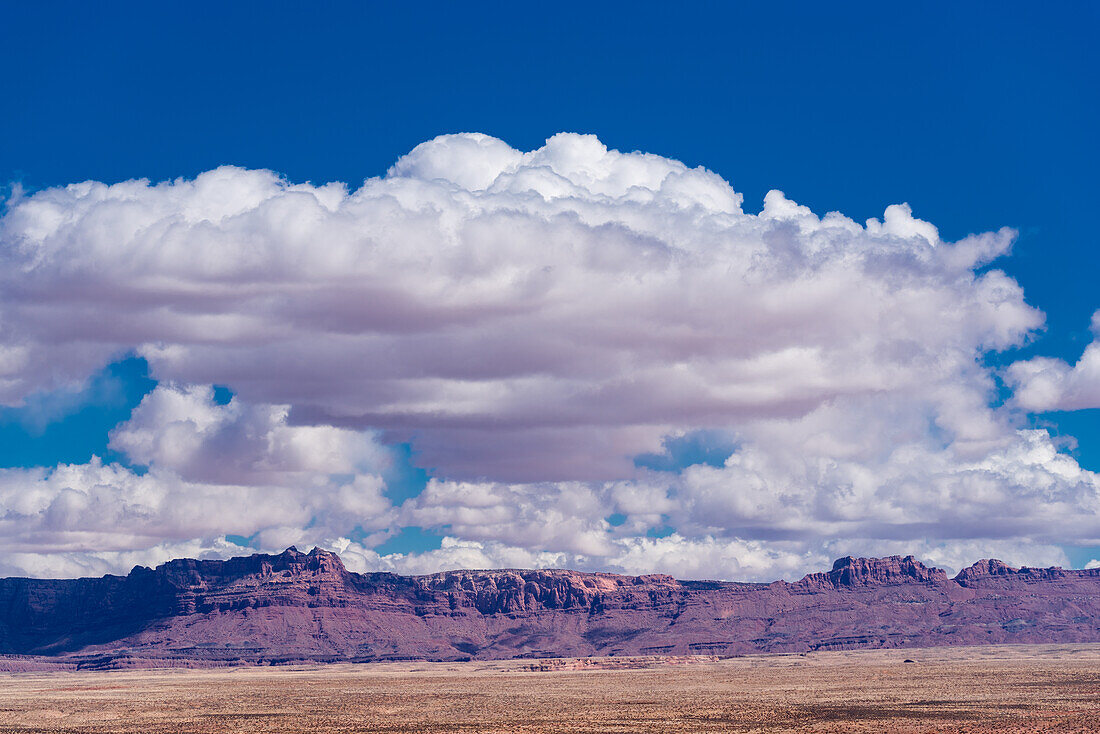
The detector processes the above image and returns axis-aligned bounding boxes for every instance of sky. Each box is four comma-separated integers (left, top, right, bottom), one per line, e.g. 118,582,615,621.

1,2,1098,580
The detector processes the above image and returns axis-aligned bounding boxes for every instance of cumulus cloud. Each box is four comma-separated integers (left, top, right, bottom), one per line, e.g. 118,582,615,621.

0,536,245,580
109,383,389,486
1007,310,1100,411
0,455,391,565
0,132,1038,480
0,132,1096,580
318,533,1070,582
0,384,399,575
326,534,824,582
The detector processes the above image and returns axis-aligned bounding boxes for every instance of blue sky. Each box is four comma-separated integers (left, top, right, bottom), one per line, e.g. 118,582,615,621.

1,2,1098,578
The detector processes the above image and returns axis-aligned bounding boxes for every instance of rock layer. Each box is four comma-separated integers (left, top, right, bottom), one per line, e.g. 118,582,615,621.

1,548,1098,668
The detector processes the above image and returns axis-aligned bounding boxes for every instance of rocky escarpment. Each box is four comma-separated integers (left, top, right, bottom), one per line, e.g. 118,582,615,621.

0,549,1098,669
413,568,683,615
797,555,950,589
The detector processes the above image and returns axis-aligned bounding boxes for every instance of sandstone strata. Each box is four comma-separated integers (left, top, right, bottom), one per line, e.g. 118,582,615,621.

1,548,1098,668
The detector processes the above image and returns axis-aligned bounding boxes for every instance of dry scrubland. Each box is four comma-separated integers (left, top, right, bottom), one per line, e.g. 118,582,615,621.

1,644,1099,733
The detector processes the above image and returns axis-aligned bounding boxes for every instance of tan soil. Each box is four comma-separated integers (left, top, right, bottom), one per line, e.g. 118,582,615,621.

1,643,1098,733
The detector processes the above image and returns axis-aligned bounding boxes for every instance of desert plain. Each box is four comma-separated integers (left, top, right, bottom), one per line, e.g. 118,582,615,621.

1,644,1099,733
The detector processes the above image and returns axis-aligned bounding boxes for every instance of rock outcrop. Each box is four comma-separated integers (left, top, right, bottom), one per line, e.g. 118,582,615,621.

797,555,950,589
1,549,1098,669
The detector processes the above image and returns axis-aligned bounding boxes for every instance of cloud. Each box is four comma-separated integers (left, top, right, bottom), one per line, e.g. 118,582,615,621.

1007,310,1100,411
109,383,389,486
0,132,1096,580
0,536,245,579
0,133,1038,482
0,384,397,574
326,533,822,583
402,478,618,556
316,533,1071,582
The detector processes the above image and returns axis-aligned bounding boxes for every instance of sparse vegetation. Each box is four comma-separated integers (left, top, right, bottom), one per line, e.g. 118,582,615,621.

1,644,1099,733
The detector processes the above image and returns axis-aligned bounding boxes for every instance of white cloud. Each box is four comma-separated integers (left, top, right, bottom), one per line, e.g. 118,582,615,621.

109,383,389,485
0,459,304,555
0,536,245,579
0,132,1096,581
327,533,817,582
1008,310,1100,411
401,478,616,556
0,385,397,574
324,533,1071,582
820,539,1070,577
0,132,1039,481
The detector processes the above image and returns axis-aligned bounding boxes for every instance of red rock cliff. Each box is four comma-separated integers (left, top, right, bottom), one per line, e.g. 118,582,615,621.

1,548,1098,668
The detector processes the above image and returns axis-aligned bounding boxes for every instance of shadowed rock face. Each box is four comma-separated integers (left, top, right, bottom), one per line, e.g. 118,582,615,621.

1,549,1098,668
798,555,950,589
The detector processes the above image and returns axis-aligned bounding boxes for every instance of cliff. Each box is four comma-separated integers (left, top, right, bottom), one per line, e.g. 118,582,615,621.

1,548,1098,669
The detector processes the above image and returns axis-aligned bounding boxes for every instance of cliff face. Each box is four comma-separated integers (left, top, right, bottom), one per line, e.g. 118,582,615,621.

796,555,950,589
1,548,1099,669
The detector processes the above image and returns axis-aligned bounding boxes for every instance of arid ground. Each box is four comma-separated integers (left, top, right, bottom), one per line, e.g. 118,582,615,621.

1,644,1099,733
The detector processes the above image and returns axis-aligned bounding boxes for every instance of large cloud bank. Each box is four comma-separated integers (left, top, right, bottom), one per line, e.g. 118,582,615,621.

0,133,1096,579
